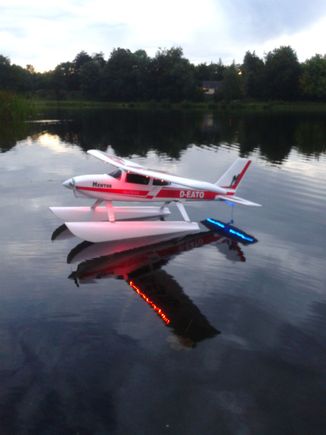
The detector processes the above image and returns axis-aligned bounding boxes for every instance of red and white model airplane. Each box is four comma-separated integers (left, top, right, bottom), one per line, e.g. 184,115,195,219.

50,149,261,242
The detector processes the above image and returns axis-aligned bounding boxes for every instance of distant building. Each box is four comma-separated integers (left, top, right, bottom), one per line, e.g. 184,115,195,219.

201,80,222,96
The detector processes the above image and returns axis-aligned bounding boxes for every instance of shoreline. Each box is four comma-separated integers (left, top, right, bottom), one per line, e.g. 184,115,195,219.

30,99,326,113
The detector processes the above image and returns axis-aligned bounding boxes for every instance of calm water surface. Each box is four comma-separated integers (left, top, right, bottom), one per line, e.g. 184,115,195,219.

0,110,325,435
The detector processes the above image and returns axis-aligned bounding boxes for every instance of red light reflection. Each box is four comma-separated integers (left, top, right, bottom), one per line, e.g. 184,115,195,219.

128,280,171,325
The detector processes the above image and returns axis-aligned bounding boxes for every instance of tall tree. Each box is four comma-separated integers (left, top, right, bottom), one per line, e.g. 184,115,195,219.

149,47,196,101
102,48,139,100
80,61,102,98
242,51,265,99
51,62,75,98
221,63,243,101
264,46,301,100
0,55,13,89
73,51,92,71
132,49,151,100
300,54,326,100
195,60,225,83
0,56,33,92
92,52,106,68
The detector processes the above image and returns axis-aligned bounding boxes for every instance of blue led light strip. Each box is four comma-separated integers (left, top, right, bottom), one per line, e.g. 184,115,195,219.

228,228,254,242
205,218,255,243
206,218,225,228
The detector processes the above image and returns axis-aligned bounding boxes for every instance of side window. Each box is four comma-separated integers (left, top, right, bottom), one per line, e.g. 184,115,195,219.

153,178,170,186
109,169,122,179
126,173,149,185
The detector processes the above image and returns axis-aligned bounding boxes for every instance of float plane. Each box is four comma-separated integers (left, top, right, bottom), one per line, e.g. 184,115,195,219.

50,150,261,242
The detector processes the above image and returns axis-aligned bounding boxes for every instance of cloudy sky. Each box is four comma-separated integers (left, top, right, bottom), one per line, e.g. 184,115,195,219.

1,0,326,71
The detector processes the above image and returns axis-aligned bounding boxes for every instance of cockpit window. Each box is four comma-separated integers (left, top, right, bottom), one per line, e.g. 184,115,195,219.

109,169,122,179
153,178,170,186
126,173,149,185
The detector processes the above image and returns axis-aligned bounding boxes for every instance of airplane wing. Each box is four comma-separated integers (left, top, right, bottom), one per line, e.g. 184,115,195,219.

218,195,261,206
87,149,227,194
88,149,144,169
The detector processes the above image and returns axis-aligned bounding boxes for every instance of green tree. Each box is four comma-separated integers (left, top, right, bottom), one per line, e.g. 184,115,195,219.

51,62,75,98
73,51,92,71
195,60,225,82
72,51,92,91
264,46,301,100
92,52,106,68
0,55,13,89
32,70,53,98
242,51,265,99
10,64,33,92
221,63,243,101
101,48,151,101
149,47,196,102
102,48,137,100
300,54,326,100
131,50,151,100
77,52,106,98
80,60,102,98
0,56,34,92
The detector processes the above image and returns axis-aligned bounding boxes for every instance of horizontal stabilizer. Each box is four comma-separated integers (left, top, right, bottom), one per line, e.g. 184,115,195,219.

219,195,261,207
201,218,258,245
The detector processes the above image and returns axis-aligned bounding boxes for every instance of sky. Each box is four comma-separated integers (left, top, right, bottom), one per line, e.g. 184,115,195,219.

0,0,326,71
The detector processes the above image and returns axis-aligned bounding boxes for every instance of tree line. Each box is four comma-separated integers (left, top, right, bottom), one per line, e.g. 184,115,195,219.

0,46,325,102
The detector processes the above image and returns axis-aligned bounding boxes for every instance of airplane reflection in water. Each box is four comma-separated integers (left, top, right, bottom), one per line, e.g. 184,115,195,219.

53,222,257,348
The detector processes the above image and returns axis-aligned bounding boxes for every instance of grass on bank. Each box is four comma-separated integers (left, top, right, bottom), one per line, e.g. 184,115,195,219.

1,92,326,117
30,98,326,113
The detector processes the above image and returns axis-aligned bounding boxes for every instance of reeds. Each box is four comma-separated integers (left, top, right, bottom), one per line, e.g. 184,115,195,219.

0,91,33,123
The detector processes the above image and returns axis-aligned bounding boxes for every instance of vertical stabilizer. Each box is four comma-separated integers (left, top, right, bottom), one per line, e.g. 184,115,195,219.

216,158,251,191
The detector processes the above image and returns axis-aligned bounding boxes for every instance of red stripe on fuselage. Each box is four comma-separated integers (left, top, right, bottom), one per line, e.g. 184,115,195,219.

76,185,229,200
77,186,148,196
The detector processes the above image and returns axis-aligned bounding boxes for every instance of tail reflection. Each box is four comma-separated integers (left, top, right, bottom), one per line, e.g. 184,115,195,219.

127,270,218,347
67,229,254,348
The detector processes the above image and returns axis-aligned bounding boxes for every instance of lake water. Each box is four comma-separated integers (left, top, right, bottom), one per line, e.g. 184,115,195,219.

0,109,325,435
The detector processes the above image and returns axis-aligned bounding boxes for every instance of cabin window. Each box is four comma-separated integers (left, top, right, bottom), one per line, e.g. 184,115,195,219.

109,169,122,179
126,173,149,185
153,178,170,186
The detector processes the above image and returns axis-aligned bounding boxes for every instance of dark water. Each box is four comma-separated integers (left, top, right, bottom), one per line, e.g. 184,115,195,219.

0,109,325,435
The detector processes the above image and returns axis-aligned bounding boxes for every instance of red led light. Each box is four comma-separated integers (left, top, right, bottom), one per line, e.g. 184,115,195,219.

128,280,171,325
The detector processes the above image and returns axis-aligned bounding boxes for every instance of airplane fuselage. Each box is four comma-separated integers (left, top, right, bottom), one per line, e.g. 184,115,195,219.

64,171,223,202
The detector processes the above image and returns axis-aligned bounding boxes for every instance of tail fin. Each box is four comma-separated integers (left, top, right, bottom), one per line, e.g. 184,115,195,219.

216,158,251,191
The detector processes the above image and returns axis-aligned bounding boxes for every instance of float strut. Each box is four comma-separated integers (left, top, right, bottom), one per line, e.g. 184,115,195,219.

91,199,102,210
175,201,190,222
106,201,115,222
160,201,170,214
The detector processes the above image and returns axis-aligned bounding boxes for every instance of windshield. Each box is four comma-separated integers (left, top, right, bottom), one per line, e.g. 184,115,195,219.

109,169,122,179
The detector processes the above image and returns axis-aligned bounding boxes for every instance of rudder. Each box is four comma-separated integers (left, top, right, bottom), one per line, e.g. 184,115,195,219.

216,158,251,191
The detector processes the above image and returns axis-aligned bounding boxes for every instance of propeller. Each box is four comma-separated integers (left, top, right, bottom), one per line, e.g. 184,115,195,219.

63,177,78,197
71,177,78,198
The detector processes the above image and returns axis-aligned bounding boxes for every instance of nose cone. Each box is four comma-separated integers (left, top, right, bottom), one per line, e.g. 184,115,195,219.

63,177,74,189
